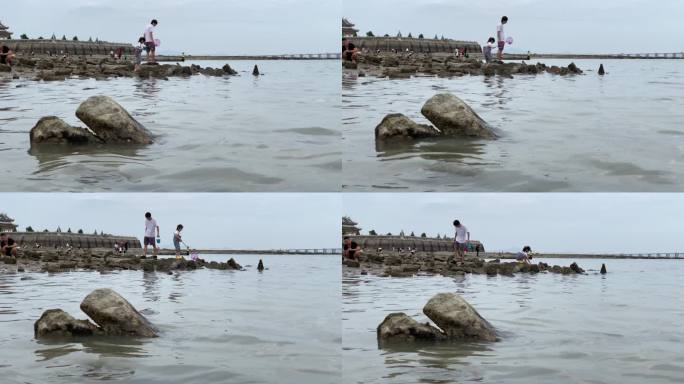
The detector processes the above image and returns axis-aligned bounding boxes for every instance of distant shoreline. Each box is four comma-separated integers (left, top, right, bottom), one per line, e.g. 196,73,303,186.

157,55,338,61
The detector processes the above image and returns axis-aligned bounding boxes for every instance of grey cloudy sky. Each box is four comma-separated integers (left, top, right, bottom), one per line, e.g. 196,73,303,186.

6,0,339,55
344,193,684,254
344,0,680,54
2,193,340,249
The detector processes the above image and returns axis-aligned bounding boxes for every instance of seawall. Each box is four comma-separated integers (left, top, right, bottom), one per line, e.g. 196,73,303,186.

8,232,141,249
2,39,134,56
348,37,482,57
350,235,484,252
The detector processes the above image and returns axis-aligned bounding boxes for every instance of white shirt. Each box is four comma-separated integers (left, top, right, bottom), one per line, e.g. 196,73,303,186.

144,25,155,42
145,218,158,237
174,230,181,241
454,225,469,243
497,24,505,42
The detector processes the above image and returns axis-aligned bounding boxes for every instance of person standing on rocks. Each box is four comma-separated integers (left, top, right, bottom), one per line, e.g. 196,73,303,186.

134,37,145,72
1,45,15,67
173,224,184,260
496,16,508,61
452,220,470,263
483,37,496,63
0,233,17,257
516,246,532,264
144,212,159,259
144,19,158,63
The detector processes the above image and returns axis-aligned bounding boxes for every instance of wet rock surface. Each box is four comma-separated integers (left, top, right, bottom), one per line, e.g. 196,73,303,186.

377,312,446,342
75,96,154,144
29,116,99,145
375,113,441,139
4,57,240,81
378,293,497,344
423,293,497,341
345,53,583,79
421,93,497,139
344,249,585,278
80,288,158,337
34,309,101,338
0,247,242,274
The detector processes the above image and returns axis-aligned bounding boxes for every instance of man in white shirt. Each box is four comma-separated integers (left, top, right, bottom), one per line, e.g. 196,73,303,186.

144,211,160,258
453,219,470,263
144,19,158,63
497,16,508,61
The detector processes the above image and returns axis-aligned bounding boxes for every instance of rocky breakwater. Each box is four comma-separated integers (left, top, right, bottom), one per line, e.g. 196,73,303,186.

347,52,583,79
377,293,497,344
1,56,238,81
375,92,497,141
30,95,153,146
0,247,242,274
345,249,585,278
35,288,158,338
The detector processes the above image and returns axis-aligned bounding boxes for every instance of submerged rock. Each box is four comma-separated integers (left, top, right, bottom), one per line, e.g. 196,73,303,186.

421,93,496,139
34,309,101,338
570,262,585,274
80,288,158,337
375,113,441,139
423,293,497,341
377,312,446,342
29,116,98,145
222,64,237,75
567,62,583,74
75,96,154,144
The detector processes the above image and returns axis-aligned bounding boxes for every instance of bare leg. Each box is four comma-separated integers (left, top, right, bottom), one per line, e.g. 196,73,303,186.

153,244,158,258
144,244,148,257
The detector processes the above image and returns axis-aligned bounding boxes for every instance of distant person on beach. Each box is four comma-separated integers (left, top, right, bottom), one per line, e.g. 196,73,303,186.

497,16,508,61
516,246,533,264
144,211,159,259
0,45,15,66
483,37,496,63
342,38,358,63
173,224,184,260
343,236,363,261
0,233,17,257
144,19,158,63
453,220,470,263
134,37,145,72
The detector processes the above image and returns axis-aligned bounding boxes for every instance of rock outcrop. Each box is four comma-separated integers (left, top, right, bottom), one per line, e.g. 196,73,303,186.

29,116,99,145
34,309,101,338
375,113,441,139
252,65,260,76
75,96,154,144
377,312,446,342
423,293,497,341
377,293,497,344
80,288,158,337
421,93,496,139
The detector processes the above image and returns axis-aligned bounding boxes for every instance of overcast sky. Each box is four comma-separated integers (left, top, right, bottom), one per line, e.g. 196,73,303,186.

2,193,340,249
5,0,339,55
344,193,684,254
344,0,680,54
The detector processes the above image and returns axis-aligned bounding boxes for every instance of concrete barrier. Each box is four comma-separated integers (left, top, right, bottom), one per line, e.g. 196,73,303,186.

349,235,484,253
348,37,482,56
2,39,134,56
8,232,141,249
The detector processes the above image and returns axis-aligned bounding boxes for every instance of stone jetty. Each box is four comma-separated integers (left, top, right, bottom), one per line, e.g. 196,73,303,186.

35,288,158,338
344,249,585,278
378,293,497,344
0,247,242,274
1,56,238,81
346,52,583,79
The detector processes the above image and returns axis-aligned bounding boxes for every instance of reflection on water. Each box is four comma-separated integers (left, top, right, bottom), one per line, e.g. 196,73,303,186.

343,258,684,384
0,254,340,384
343,59,684,191
0,60,340,191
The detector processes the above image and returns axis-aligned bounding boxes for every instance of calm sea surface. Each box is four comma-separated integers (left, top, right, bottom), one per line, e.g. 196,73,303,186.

343,258,684,383
0,254,341,384
0,60,340,192
342,59,684,191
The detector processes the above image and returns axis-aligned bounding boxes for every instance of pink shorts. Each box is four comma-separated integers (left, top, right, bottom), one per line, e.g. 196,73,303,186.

497,41,505,50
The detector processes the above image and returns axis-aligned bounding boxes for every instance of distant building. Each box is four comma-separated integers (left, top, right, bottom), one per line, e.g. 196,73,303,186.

0,21,12,39
342,216,361,235
342,18,358,37
0,213,17,232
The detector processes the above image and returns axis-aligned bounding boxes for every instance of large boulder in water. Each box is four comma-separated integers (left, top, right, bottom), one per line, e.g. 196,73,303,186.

420,93,496,139
375,113,441,139
422,293,497,341
34,309,101,338
80,288,158,337
377,312,446,342
75,96,154,144
29,116,98,145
